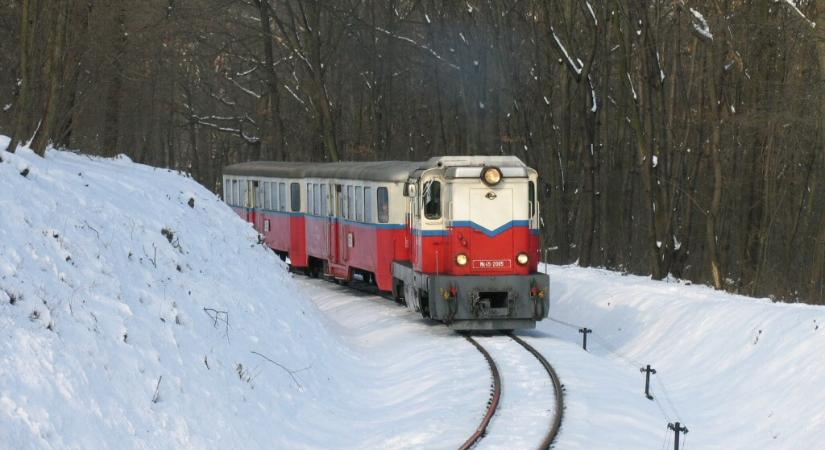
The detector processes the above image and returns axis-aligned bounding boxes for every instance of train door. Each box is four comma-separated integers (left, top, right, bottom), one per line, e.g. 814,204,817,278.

332,184,343,264
321,183,330,261
407,180,422,270
340,185,352,262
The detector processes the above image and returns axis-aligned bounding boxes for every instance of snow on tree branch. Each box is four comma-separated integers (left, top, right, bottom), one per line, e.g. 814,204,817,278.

550,26,582,76
689,8,713,41
374,27,461,71
776,0,816,29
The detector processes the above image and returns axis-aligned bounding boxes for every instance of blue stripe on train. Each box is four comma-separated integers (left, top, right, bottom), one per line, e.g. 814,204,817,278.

450,220,531,238
232,205,536,236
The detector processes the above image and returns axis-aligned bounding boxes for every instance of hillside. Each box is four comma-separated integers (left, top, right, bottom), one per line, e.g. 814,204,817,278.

0,139,489,449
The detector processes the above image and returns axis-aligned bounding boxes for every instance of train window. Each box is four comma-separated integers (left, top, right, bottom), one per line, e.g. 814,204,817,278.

278,182,286,211
223,181,230,203
529,181,536,218
342,186,348,218
321,184,329,216
315,184,322,215
250,181,259,208
377,187,389,223
355,186,363,221
233,180,240,206
347,186,354,220
307,184,314,215
270,182,277,210
336,185,343,218
424,180,441,220
240,181,249,208
290,183,300,212
364,187,372,222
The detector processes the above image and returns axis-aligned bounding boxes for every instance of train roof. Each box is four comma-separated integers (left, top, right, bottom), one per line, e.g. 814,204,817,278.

223,155,529,182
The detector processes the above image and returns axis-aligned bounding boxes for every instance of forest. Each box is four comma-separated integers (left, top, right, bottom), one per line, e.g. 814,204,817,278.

1,0,824,304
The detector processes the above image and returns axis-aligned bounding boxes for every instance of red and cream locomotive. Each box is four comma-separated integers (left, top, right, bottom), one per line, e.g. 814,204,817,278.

222,156,549,330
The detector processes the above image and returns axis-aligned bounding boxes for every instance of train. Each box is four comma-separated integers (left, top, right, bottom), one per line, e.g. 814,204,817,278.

222,156,549,330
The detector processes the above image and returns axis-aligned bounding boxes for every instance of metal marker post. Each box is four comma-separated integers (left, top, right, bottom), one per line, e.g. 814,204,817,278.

640,365,657,400
578,327,592,350
667,422,688,450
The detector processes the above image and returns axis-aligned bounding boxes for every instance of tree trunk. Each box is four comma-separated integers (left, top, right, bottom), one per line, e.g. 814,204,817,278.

102,3,127,157
6,0,38,153
256,0,285,160
705,48,724,290
31,0,70,155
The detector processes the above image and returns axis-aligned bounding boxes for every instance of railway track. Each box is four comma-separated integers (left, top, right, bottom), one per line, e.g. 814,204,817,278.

461,333,564,450
312,274,564,449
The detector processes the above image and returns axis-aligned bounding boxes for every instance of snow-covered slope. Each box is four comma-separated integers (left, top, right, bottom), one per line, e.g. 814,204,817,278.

541,265,825,449
0,138,350,448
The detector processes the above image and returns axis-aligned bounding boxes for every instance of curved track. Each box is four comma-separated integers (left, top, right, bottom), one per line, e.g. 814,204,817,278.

462,334,564,450
313,274,563,449
508,335,564,449
459,336,502,450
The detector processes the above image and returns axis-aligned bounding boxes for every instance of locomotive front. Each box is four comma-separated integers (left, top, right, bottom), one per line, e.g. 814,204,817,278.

392,156,550,330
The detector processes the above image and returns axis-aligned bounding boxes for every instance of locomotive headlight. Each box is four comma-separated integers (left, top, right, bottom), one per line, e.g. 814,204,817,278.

481,166,503,186
516,252,529,265
455,253,469,266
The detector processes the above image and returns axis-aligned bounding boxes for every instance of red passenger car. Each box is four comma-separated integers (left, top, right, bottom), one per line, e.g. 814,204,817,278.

223,156,549,330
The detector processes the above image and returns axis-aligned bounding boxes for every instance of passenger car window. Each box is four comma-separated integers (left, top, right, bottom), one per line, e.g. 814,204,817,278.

240,181,249,208
424,180,441,220
355,186,363,221
270,182,277,210
232,180,238,206
290,183,300,212
321,184,329,216
250,181,259,208
347,186,354,220
342,185,349,218
377,187,389,223
307,184,314,215
364,187,372,222
278,182,286,211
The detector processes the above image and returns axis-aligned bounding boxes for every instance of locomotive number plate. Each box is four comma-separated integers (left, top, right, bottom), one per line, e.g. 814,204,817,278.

472,259,512,269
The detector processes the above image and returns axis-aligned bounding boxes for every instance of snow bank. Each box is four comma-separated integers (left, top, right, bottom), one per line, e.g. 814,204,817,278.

0,140,398,449
542,265,825,449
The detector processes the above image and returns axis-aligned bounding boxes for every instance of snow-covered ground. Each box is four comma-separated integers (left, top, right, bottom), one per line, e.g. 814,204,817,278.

0,140,486,449
2,137,824,449
538,265,825,449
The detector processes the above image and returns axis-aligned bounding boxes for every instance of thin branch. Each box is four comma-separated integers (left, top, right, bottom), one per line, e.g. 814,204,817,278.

250,350,310,389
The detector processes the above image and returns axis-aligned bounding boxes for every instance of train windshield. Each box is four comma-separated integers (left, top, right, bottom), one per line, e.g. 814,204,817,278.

423,180,441,220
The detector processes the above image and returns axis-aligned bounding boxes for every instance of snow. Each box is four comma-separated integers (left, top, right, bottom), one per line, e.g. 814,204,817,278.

778,0,816,28
689,8,713,40
551,28,583,76
3,135,824,449
539,264,825,449
585,2,597,27
0,139,485,449
627,72,638,101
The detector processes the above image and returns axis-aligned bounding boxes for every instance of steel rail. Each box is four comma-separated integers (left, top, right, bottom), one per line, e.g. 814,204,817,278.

459,335,502,450
310,275,561,449
509,334,564,450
